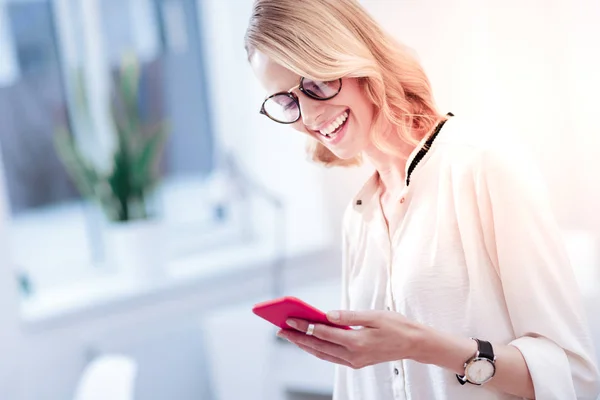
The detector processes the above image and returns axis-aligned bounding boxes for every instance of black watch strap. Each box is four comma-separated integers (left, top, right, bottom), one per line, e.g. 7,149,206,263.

475,339,494,360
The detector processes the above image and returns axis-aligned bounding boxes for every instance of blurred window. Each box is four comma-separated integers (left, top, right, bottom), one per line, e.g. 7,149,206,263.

0,0,245,299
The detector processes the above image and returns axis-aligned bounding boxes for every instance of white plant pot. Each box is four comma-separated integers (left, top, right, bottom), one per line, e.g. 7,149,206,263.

103,219,167,283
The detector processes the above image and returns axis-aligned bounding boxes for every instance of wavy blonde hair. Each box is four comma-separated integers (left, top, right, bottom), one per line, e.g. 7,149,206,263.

244,0,444,167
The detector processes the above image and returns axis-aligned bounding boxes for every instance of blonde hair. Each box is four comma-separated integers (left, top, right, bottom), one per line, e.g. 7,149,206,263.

245,0,444,167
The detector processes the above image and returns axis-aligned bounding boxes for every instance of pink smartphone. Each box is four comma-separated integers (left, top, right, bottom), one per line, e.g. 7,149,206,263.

252,296,351,330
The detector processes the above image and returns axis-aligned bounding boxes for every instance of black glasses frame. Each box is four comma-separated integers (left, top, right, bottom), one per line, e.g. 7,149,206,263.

259,77,343,124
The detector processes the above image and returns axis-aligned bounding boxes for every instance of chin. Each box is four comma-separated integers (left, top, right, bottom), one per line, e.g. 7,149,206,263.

326,137,364,160
328,148,361,160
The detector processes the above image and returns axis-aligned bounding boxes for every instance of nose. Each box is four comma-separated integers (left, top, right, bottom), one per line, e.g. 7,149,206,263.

298,96,324,130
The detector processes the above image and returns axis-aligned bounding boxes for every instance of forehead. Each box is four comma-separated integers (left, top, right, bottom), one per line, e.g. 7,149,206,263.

250,50,300,95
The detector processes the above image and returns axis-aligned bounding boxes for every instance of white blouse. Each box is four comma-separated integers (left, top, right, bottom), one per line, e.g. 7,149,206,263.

333,116,600,400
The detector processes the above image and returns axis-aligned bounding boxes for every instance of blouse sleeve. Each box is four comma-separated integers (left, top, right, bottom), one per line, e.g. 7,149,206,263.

475,146,600,399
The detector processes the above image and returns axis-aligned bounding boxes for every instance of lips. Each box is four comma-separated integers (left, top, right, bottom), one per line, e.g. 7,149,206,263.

315,109,349,140
318,111,349,137
318,111,350,145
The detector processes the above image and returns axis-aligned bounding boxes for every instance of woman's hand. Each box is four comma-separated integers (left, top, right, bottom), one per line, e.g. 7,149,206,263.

278,310,425,369
281,310,536,399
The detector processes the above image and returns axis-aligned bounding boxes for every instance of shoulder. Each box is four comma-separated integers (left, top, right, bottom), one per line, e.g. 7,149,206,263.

431,116,550,205
432,115,539,181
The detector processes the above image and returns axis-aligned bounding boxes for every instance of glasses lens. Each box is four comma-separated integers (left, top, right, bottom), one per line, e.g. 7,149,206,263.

301,78,341,99
263,94,300,123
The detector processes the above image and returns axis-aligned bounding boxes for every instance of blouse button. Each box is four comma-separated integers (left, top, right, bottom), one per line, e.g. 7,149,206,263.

394,367,400,375
400,197,405,204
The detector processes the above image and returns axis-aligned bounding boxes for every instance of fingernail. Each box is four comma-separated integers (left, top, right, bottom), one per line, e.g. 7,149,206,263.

328,311,340,321
286,319,297,328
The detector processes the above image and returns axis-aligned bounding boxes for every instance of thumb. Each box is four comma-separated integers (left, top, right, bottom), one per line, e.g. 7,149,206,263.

327,310,377,327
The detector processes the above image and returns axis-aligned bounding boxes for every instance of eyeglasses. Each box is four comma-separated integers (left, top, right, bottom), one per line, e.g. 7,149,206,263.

260,77,342,124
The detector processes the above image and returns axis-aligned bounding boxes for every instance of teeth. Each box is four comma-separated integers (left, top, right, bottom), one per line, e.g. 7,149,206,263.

319,111,348,137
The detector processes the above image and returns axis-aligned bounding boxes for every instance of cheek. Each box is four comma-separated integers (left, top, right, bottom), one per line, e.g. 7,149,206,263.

347,105,370,134
341,85,374,129
291,121,304,132
291,122,315,137
354,103,375,132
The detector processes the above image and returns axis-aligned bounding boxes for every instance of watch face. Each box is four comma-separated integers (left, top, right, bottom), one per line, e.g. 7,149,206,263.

466,358,495,384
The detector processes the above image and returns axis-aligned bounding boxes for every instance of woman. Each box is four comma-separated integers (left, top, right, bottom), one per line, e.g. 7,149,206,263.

244,0,600,399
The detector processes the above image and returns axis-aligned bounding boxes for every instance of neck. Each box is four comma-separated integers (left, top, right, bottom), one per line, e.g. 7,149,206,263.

363,127,425,196
365,146,411,197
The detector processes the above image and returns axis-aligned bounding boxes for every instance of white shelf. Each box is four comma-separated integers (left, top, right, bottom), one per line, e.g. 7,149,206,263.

20,236,303,328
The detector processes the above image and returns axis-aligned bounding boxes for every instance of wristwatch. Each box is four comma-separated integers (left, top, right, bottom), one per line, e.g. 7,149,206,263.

456,338,496,386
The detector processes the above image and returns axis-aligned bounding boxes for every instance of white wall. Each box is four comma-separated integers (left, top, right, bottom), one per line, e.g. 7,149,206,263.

556,0,600,231
362,0,600,233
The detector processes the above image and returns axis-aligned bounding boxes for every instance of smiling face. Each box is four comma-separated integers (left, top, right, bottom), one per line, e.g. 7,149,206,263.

250,50,375,160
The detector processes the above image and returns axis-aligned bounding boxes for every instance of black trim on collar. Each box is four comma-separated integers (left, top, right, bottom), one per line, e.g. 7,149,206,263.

405,112,453,186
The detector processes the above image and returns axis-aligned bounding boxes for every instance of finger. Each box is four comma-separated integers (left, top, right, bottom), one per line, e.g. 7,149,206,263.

327,310,379,327
284,318,307,333
296,343,352,367
286,318,355,347
279,329,350,360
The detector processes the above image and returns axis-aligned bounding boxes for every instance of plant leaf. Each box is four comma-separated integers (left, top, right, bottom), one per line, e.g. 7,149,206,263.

53,128,99,198
132,122,169,194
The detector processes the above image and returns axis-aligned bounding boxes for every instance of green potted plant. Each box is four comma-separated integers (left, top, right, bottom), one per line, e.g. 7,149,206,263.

55,54,170,280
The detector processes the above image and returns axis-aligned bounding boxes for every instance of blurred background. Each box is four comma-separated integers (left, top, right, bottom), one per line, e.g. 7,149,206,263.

0,0,599,399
